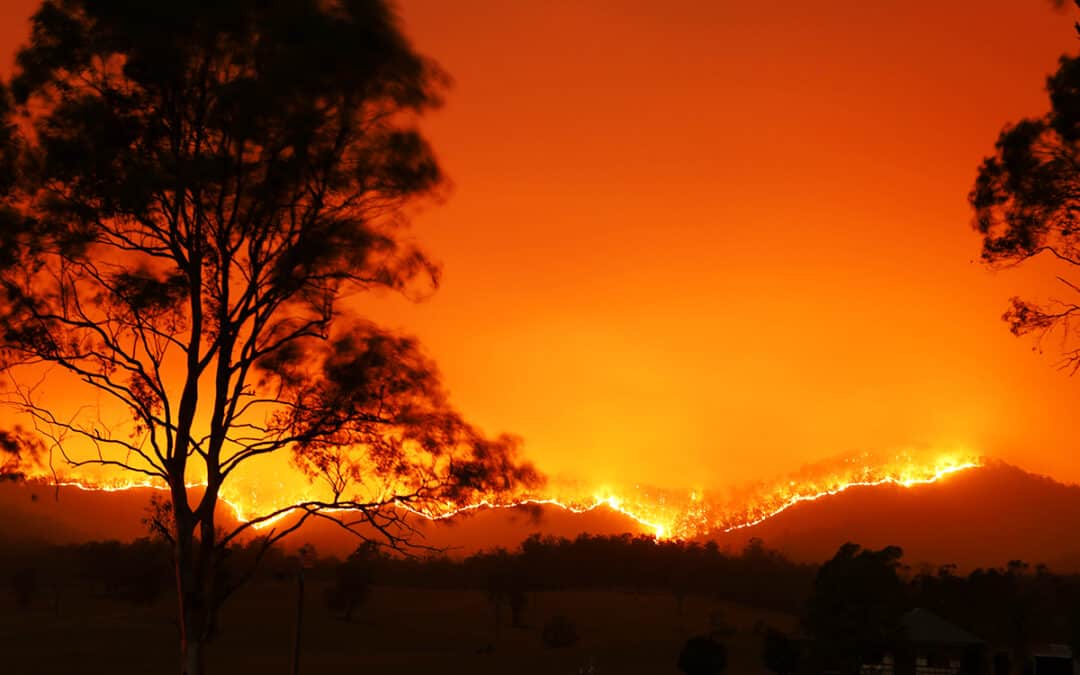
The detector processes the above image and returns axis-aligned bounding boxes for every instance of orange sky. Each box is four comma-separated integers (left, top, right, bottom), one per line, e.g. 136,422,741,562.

2,0,1079,494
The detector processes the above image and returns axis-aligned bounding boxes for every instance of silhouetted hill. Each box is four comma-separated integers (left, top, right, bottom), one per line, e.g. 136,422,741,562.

291,502,651,556
713,461,1080,570
5,462,1080,568
0,482,157,544
0,480,648,555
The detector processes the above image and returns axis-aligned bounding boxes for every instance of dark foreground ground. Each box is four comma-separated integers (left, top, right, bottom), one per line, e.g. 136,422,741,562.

0,582,795,675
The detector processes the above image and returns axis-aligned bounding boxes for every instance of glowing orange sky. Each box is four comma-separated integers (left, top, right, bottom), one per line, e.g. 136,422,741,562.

2,0,1079,494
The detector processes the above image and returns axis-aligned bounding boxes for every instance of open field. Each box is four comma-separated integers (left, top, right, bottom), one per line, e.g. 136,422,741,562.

0,583,796,675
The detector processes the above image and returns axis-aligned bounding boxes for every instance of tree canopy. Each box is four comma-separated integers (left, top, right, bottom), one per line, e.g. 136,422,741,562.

804,543,907,645
970,7,1080,371
0,1,538,672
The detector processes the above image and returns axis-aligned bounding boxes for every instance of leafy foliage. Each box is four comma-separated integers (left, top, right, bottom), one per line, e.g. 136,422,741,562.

0,1,537,670
677,635,728,675
762,626,800,675
324,541,377,621
804,543,907,644
971,7,1080,371
0,427,45,482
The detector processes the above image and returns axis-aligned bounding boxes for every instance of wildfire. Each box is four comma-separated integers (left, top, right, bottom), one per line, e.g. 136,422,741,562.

25,449,982,542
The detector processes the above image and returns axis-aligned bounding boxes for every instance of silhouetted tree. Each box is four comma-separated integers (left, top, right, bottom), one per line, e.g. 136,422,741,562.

508,583,527,628
478,548,529,639
324,541,378,622
911,559,1054,668
804,543,908,674
0,2,538,673
73,538,170,605
970,0,1080,373
993,650,1012,675
451,532,814,615
677,635,728,675
762,627,801,675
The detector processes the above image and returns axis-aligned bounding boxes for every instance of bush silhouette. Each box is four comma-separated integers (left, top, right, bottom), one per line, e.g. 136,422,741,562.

762,627,800,675
324,546,376,622
678,635,728,675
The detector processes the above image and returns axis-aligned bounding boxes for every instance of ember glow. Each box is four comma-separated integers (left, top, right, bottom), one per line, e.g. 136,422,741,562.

29,448,981,542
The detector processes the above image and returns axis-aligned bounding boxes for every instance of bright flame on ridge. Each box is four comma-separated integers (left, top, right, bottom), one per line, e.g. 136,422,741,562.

26,449,982,542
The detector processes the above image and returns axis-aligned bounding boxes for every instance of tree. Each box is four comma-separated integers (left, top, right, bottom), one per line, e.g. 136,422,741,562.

762,627,801,675
73,538,170,605
970,1,1080,372
677,635,728,675
0,1,539,673
482,548,528,637
325,541,378,622
804,543,908,673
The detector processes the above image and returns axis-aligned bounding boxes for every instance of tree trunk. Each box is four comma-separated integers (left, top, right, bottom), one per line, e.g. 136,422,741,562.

177,550,209,675
292,569,305,675
182,638,205,675
173,501,214,675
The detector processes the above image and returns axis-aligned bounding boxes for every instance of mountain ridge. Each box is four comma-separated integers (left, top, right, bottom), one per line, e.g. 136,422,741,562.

3,461,1078,569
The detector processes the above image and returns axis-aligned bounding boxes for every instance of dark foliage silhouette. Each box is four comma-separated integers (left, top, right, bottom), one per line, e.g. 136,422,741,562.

6,532,1080,672
762,626,801,675
993,651,1012,675
911,559,1062,669
970,0,1080,372
0,427,45,482
480,548,528,639
73,538,171,605
804,543,907,673
0,1,538,672
324,541,377,622
677,635,728,675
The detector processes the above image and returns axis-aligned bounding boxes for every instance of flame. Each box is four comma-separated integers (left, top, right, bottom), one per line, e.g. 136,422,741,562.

24,448,982,542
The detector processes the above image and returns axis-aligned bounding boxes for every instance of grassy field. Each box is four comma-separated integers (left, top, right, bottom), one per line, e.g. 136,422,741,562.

0,582,797,674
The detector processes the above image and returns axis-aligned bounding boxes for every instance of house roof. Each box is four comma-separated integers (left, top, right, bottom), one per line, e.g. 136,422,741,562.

902,609,982,645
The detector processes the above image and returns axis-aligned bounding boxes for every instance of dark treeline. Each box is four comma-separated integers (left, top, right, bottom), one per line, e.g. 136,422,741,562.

1,537,172,611
5,531,1080,660
380,535,817,616
911,559,1080,656
799,543,1080,675
0,533,815,615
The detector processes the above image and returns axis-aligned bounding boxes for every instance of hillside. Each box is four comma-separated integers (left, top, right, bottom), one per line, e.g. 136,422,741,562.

5,462,1080,569
713,461,1080,569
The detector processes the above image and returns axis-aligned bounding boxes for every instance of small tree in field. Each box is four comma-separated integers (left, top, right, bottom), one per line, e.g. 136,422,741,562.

762,627,800,675
677,635,728,675
970,1,1080,372
325,541,378,622
0,1,538,673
